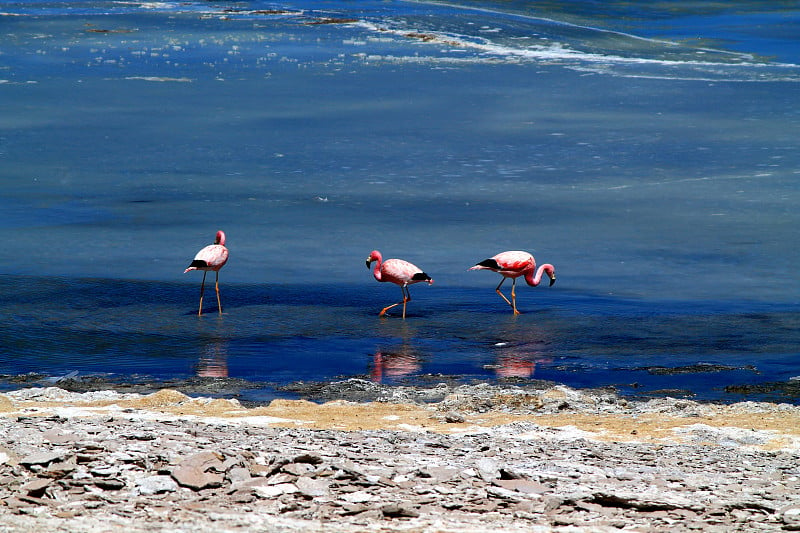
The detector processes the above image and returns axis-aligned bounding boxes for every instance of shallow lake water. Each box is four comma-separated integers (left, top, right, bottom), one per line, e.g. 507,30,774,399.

1,1,798,403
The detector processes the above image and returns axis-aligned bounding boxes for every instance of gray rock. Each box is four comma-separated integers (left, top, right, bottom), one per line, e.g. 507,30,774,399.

253,483,298,498
781,504,800,530
381,503,419,518
226,466,251,485
420,466,460,482
135,475,179,495
295,476,330,497
93,478,126,491
443,412,465,423
282,462,315,476
19,452,68,467
171,451,225,491
20,478,51,497
475,457,499,480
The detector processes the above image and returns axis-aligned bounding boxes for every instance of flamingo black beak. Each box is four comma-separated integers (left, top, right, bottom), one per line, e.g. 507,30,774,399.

365,258,373,269
549,274,556,287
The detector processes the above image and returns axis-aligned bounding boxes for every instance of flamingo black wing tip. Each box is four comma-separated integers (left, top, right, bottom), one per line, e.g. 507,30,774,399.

475,259,500,269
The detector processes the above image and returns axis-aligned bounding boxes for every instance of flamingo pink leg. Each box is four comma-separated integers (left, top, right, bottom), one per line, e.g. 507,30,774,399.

379,285,413,319
510,277,520,315
495,277,520,315
198,271,207,316
215,271,222,315
197,271,223,316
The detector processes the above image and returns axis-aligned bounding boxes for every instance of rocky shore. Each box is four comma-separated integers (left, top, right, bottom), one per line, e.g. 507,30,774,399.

1,381,800,532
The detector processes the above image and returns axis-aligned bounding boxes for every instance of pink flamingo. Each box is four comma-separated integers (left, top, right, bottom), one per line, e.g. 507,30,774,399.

469,250,555,314
366,250,433,318
184,230,229,316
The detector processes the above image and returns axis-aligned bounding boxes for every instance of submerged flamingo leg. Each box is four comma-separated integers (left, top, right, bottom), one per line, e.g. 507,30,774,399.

215,271,223,315
379,301,402,317
495,277,513,308
198,271,207,316
401,285,412,319
380,286,411,318
510,278,520,315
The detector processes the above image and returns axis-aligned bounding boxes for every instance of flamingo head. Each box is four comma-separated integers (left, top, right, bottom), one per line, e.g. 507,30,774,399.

544,265,556,286
365,250,381,268
215,230,226,246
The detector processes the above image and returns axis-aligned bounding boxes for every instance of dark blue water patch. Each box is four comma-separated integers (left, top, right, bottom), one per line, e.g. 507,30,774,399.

0,275,798,403
0,199,116,229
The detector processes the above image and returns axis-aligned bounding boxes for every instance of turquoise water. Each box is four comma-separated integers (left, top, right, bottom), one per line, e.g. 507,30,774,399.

1,1,798,403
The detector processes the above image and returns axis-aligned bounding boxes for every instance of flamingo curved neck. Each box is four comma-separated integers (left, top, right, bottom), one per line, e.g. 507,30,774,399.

524,265,550,287
369,251,383,282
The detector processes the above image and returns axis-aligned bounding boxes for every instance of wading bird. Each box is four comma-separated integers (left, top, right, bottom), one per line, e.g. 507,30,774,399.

184,230,229,316
469,250,555,314
366,250,433,318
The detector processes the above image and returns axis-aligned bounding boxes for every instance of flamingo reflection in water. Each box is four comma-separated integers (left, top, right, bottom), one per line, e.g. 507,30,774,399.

196,338,229,378
370,348,422,382
486,341,552,379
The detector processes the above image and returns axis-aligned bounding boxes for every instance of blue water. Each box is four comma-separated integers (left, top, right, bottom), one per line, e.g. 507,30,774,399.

1,1,798,403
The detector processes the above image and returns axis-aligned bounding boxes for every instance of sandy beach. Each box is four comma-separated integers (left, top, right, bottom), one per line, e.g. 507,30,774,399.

1,381,799,532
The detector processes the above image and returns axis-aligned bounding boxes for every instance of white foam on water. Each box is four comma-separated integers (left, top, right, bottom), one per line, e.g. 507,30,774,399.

353,19,800,82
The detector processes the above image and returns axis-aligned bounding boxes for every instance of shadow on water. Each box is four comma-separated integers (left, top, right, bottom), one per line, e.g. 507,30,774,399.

0,275,798,404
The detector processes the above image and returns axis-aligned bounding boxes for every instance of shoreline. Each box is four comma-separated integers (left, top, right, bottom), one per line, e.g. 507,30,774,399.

1,382,800,531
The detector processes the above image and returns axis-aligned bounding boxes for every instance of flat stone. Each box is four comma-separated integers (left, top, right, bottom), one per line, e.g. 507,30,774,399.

282,462,315,476
171,451,225,491
42,457,77,478
293,453,324,465
487,485,524,502
266,473,295,485
172,467,223,491
494,478,549,494
179,451,224,471
42,430,81,444
421,466,460,482
89,465,119,477
253,483,298,498
135,475,179,496
295,476,330,497
0,446,16,467
781,504,800,524
19,452,68,467
341,490,377,504
226,466,251,485
94,478,126,491
443,412,465,423
230,489,256,503
381,503,419,518
21,478,51,497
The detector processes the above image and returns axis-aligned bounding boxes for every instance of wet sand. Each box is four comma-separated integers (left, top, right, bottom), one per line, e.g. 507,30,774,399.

1,382,800,531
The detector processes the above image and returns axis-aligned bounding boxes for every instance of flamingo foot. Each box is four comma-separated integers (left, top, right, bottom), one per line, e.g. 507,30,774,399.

379,303,399,317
